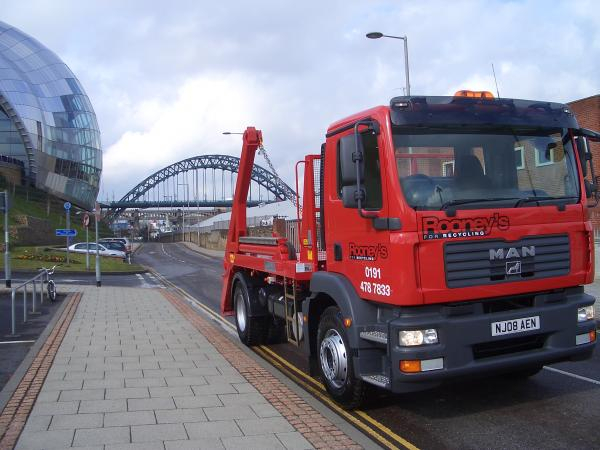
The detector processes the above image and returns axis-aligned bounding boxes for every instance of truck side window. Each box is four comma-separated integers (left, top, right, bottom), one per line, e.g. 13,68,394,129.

336,133,383,210
362,133,383,209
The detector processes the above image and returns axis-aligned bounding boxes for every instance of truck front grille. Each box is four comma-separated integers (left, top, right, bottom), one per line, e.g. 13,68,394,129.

472,334,547,359
444,234,570,288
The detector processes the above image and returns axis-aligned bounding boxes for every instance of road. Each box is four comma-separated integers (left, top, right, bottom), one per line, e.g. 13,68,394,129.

0,293,67,391
124,243,600,448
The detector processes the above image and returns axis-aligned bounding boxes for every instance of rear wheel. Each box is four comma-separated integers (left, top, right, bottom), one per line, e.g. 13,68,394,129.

233,278,267,346
47,280,56,302
317,306,366,409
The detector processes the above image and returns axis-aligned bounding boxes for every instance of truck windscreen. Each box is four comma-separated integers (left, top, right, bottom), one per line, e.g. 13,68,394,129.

394,127,580,211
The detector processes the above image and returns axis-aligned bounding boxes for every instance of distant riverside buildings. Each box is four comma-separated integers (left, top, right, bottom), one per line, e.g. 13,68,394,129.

0,21,101,210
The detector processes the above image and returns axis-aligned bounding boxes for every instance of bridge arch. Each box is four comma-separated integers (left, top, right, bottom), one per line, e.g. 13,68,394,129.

106,154,296,220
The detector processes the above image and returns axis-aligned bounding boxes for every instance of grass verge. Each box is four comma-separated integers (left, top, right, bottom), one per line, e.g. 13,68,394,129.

0,246,144,273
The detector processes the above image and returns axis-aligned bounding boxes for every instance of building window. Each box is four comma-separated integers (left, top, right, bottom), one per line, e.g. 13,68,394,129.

515,146,525,170
442,160,455,176
535,146,554,167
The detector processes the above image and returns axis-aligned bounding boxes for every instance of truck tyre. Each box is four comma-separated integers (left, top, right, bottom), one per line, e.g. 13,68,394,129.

317,306,366,409
234,279,267,346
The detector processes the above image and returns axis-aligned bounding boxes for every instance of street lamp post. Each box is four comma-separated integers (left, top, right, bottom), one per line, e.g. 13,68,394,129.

164,195,174,242
93,204,101,287
366,32,411,96
178,182,189,242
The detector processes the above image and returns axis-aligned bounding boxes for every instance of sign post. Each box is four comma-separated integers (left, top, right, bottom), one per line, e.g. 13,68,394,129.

94,202,101,287
1,191,10,288
64,202,71,265
83,213,90,270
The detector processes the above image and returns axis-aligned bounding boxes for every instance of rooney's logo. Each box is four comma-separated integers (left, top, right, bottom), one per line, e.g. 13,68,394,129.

421,213,510,240
349,243,388,261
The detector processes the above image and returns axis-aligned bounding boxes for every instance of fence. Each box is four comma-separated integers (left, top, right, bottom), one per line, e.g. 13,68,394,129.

286,219,300,253
7,268,53,336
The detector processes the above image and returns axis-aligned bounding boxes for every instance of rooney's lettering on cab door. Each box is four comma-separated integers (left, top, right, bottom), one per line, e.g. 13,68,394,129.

348,243,388,261
422,213,510,240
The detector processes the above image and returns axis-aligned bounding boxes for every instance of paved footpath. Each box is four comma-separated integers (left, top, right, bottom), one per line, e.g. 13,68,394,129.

5,286,369,450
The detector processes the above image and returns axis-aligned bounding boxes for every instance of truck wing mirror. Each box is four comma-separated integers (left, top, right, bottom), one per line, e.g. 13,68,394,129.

341,185,364,208
575,136,589,178
339,118,381,217
576,128,600,143
585,179,599,207
339,134,364,186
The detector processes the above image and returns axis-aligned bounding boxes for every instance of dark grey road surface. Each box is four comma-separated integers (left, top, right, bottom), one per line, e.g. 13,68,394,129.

0,293,66,390
135,242,223,312
137,242,600,450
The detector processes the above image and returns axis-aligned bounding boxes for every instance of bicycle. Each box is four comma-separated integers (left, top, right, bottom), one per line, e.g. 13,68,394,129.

40,265,58,302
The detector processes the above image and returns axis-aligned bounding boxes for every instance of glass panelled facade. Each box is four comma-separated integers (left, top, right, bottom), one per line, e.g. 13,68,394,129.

0,21,101,210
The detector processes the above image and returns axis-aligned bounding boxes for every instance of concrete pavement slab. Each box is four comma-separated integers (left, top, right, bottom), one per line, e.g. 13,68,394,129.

72,426,130,446
155,407,207,424
184,420,242,439
49,413,103,430
130,423,187,442
104,410,156,427
15,429,75,449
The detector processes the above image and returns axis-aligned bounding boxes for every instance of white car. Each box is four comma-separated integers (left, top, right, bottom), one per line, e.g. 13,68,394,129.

68,242,126,258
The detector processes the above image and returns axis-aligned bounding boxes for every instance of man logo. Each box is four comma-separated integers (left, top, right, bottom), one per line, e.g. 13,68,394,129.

489,246,535,260
506,261,522,275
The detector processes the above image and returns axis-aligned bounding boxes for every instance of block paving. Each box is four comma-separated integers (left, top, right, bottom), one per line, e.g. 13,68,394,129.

1,285,364,449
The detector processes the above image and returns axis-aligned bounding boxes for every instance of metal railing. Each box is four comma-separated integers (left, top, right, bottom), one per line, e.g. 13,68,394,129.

8,268,53,337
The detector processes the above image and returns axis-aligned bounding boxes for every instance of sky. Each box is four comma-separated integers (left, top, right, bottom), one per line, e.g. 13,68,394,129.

4,0,600,200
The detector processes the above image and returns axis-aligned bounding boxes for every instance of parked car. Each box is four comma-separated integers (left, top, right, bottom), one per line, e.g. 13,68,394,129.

99,240,128,254
68,242,126,258
100,237,132,254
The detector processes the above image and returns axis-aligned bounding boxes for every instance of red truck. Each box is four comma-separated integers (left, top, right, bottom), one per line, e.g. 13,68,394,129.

220,91,598,408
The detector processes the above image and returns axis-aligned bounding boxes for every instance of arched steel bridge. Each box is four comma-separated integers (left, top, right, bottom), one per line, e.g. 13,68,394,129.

103,154,296,222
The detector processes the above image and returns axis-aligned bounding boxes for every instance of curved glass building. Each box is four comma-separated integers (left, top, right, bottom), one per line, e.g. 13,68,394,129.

0,21,101,210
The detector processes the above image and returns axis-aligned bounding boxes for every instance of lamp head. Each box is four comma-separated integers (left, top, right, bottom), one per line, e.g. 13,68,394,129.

366,32,383,39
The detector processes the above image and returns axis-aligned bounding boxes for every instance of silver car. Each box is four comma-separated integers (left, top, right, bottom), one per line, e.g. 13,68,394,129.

68,242,126,258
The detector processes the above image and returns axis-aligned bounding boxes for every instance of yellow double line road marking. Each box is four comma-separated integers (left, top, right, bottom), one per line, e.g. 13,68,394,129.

258,346,419,450
146,266,419,450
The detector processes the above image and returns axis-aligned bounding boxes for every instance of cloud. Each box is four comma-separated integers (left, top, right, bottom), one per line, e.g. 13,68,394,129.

2,0,599,199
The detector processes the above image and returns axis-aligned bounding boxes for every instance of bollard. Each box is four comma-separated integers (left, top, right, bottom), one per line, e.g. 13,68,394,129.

40,275,44,304
22,285,27,322
31,278,39,315
10,288,16,336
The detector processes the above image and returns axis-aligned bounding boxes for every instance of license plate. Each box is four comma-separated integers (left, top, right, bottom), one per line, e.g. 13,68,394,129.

491,316,540,337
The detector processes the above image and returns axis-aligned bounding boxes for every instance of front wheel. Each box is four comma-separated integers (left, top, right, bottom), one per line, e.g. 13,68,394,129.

47,280,56,302
317,306,366,409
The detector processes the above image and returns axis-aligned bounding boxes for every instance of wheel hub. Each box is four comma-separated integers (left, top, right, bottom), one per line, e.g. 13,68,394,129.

235,290,246,333
319,329,348,388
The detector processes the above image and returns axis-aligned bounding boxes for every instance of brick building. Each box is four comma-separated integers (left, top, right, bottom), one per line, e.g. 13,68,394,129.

569,95,600,231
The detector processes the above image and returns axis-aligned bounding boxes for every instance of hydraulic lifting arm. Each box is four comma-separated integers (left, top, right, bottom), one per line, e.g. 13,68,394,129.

220,126,263,315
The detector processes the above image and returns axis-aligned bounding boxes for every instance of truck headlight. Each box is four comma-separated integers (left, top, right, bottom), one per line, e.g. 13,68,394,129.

577,306,595,322
399,329,438,346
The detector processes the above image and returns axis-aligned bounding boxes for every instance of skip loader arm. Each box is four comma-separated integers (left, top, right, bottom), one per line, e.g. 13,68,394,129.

220,127,263,315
